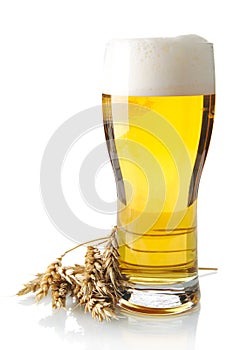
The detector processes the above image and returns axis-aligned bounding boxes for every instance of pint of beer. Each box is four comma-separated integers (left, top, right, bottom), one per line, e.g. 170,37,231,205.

102,35,215,314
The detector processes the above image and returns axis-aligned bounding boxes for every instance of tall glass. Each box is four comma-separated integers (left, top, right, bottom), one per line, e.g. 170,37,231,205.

102,35,215,314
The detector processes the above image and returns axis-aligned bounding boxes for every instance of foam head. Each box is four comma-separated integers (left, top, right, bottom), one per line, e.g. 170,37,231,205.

103,35,215,96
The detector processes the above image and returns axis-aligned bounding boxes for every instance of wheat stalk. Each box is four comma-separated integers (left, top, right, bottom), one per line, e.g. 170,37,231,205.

77,246,119,321
35,258,63,303
103,226,131,296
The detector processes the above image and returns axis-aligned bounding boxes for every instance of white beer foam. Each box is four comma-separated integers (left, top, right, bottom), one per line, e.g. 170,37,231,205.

103,35,215,96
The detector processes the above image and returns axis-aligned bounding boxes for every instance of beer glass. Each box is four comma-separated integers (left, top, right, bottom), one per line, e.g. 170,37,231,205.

102,35,215,314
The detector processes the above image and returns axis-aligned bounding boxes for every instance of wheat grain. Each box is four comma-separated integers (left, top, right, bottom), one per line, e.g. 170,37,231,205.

61,264,85,301
17,273,43,296
51,279,70,309
90,300,116,322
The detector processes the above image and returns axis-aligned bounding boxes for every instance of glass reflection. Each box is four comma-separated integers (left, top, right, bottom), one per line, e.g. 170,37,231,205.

39,304,200,350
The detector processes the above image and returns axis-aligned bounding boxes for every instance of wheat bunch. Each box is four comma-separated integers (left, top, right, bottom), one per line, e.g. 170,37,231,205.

17,227,130,321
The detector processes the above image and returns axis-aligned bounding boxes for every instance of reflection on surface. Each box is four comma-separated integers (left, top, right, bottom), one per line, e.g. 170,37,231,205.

39,303,200,350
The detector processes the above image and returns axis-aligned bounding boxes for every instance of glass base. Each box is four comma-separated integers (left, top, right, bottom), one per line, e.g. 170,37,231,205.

119,277,200,315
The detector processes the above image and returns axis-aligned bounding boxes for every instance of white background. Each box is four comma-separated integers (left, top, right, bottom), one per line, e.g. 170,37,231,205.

0,1,232,349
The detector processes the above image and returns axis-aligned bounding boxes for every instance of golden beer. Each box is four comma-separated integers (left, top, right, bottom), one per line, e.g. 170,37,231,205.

102,36,215,314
